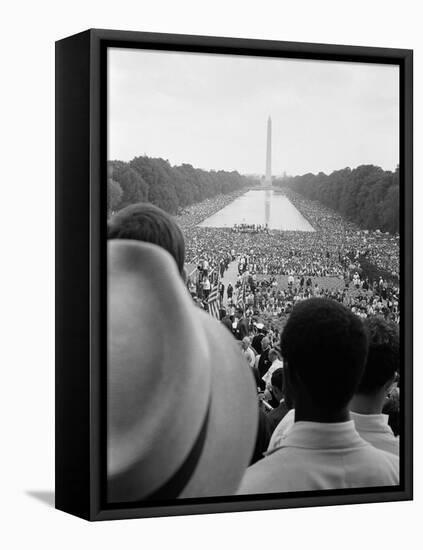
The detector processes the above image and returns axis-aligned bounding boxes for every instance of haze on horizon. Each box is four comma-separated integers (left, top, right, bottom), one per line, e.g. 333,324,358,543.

108,48,399,177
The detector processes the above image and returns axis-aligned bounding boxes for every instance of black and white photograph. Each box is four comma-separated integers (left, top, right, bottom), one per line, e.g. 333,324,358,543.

106,45,404,505
2,0,421,543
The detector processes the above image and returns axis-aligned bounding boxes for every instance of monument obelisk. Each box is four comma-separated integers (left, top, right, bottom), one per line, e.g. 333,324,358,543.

264,115,272,186
264,116,272,227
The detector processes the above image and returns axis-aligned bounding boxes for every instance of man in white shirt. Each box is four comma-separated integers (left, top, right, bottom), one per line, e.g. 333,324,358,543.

267,407,400,457
237,298,399,495
349,316,400,456
268,315,400,455
241,337,256,368
201,276,211,299
262,349,283,390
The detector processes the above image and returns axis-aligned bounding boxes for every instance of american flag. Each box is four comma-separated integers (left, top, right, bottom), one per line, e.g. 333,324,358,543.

237,280,245,309
208,283,220,319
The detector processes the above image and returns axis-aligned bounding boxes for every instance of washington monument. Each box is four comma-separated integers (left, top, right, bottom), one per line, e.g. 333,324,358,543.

264,116,272,186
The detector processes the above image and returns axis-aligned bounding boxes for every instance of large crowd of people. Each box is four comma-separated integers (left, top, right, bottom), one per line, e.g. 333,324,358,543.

107,191,401,502
181,188,400,330
231,223,269,234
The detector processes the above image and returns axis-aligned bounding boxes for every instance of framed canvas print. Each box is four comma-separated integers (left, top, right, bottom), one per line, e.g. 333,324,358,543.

55,29,413,521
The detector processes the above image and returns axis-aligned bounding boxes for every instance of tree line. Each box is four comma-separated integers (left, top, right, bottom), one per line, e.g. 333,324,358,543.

107,156,251,216
274,164,400,234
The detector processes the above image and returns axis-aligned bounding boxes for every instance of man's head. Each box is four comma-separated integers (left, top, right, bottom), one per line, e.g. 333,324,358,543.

108,202,186,278
261,337,270,352
241,336,250,351
268,349,279,363
355,317,399,397
270,368,285,402
280,298,368,414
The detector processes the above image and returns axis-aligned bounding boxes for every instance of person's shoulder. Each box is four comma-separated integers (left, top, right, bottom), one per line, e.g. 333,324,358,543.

386,435,400,455
357,441,399,477
236,450,289,495
362,428,400,456
372,445,399,467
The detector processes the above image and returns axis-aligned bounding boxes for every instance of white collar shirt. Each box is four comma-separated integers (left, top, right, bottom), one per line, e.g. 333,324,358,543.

350,412,399,456
268,410,399,457
262,359,283,387
238,420,399,495
243,347,256,368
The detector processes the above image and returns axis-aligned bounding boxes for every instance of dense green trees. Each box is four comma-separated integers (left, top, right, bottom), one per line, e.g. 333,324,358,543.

108,156,250,215
275,165,400,234
110,160,149,209
109,156,399,233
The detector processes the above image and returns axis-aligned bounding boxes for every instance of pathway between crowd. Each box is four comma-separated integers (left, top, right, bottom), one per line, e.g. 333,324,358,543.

220,261,239,306
218,262,346,307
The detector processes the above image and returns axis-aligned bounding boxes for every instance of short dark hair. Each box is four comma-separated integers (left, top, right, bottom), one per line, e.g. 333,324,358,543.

108,203,186,275
356,317,399,394
280,298,368,410
251,333,264,355
268,348,279,362
271,368,285,393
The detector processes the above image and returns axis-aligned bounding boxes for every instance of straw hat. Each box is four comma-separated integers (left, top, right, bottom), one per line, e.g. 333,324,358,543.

108,240,258,502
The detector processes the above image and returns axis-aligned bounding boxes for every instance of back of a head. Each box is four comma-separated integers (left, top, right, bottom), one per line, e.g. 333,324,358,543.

252,333,264,354
268,348,279,363
356,317,399,395
108,202,186,275
280,298,368,410
271,368,285,393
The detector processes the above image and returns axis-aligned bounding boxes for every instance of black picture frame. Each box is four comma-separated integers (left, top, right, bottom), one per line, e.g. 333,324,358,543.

55,28,413,521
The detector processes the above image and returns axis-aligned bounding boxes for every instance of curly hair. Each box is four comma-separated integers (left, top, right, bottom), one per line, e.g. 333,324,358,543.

356,316,399,395
108,202,186,275
280,298,368,410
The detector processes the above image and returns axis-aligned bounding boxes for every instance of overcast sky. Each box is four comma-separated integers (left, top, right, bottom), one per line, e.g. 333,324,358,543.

108,48,399,176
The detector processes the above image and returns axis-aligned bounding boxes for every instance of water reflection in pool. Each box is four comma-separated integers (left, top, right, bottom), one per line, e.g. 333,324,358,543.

198,190,315,231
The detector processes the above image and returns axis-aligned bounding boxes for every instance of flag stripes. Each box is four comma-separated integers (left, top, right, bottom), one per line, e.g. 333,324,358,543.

236,279,245,310
208,284,220,319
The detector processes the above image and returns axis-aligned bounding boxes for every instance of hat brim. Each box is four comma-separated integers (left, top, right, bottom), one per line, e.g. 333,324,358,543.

179,308,258,498
107,240,258,503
